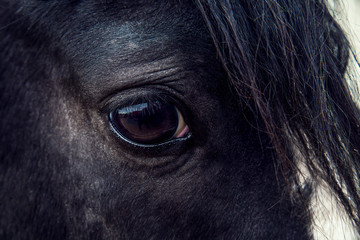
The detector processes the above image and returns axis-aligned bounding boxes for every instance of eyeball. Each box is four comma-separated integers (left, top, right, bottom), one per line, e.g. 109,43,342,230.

109,101,190,146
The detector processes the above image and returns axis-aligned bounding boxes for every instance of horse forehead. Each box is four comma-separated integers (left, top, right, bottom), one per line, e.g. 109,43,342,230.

55,1,204,45
52,2,215,101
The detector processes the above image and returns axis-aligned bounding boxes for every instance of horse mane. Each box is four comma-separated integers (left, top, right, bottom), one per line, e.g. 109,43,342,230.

197,0,360,231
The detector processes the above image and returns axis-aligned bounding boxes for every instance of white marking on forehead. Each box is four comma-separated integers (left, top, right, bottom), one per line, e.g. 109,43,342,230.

106,22,168,49
127,41,139,49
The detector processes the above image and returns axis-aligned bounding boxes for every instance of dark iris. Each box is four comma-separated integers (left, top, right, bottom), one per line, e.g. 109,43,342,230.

110,102,182,145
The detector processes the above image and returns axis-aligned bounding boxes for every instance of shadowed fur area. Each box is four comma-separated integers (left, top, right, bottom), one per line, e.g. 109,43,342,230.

0,0,359,239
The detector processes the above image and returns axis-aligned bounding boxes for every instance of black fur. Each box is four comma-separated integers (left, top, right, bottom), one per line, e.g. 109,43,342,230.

0,0,359,239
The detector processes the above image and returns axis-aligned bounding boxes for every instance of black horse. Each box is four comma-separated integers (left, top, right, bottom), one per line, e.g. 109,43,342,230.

1,0,359,239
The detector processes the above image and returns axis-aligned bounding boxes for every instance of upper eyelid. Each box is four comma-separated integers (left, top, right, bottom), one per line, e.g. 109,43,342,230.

98,79,185,104
100,88,183,115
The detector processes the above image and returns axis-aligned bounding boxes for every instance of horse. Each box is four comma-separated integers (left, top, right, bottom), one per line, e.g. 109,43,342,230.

1,0,359,239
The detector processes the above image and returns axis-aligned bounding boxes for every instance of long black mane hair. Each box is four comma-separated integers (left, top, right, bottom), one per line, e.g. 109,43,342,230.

197,0,360,231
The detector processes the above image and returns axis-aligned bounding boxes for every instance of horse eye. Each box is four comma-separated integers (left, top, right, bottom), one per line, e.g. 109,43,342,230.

109,102,190,146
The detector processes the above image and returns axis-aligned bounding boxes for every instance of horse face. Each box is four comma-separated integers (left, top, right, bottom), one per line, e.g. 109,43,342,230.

0,1,310,239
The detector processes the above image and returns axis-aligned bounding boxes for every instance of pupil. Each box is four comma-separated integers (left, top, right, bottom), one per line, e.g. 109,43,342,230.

111,102,179,144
